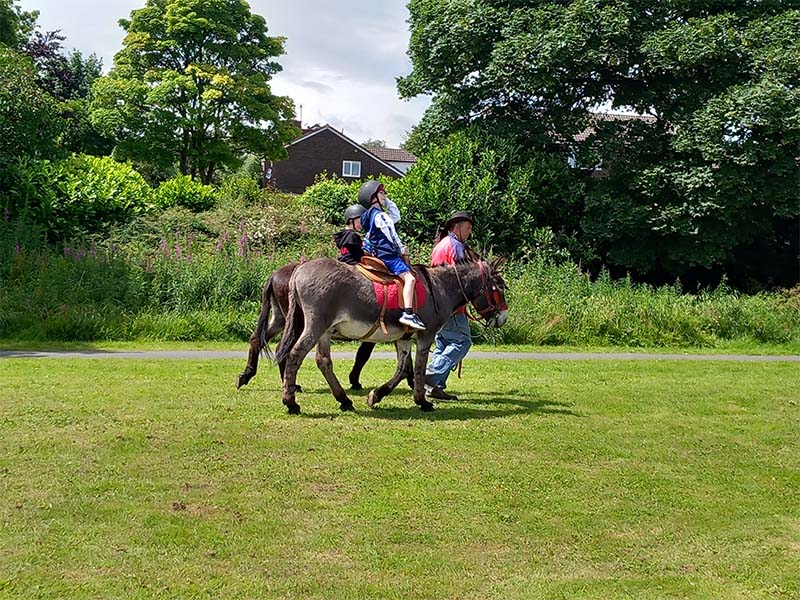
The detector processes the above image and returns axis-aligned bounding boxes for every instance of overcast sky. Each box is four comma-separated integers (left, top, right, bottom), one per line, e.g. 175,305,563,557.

21,0,430,147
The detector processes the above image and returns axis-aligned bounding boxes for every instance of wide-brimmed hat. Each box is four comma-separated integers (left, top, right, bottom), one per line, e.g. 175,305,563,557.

443,210,474,231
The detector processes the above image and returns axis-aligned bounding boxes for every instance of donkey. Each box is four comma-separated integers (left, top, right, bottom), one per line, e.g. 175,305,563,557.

236,262,413,391
275,256,508,414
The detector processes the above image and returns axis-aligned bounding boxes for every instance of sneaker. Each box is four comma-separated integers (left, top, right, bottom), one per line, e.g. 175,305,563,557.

398,312,426,331
425,386,458,401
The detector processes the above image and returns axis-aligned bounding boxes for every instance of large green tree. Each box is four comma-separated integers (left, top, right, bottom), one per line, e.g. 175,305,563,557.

0,0,36,48
0,45,62,162
91,0,298,183
400,1,800,285
21,29,112,155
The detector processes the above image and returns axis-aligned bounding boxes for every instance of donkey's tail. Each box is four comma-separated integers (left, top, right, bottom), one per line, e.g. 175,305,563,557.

275,280,303,365
256,276,277,362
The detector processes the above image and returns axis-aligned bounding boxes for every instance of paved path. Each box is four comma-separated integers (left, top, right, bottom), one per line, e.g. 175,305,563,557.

1,349,799,362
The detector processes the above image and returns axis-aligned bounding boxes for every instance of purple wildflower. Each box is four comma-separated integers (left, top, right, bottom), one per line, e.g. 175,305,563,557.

174,243,183,261
14,242,20,256
3,208,9,221
159,239,169,257
74,249,85,262
215,232,229,253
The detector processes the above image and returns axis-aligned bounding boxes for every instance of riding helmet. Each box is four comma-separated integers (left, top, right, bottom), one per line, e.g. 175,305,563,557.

357,180,384,209
343,204,366,223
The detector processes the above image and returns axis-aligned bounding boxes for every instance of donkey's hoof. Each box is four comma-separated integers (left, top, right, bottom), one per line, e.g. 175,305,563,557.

295,384,303,393
285,402,301,415
349,380,363,391
236,373,250,389
417,400,435,412
367,390,382,408
340,401,355,412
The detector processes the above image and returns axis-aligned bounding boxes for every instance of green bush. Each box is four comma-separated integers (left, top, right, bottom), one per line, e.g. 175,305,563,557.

155,175,217,212
1,154,154,238
300,173,362,224
217,175,264,207
389,130,586,258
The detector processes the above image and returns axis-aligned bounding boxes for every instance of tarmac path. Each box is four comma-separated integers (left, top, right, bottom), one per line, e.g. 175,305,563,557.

2,349,799,362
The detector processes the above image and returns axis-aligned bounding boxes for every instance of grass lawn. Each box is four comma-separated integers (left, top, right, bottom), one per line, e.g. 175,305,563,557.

1,357,798,599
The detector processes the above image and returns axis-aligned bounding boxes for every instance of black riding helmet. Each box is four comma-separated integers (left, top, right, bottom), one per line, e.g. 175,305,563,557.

343,204,365,223
357,180,384,209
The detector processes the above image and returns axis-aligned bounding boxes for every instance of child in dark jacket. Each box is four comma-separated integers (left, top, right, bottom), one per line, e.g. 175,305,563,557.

333,204,366,265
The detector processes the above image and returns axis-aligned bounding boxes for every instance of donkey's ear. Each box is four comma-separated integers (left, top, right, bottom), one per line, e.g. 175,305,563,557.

491,256,508,272
465,246,482,262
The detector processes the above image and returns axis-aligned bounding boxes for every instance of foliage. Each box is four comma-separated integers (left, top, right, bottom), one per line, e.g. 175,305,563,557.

20,29,112,155
498,258,800,348
300,173,363,225
0,155,154,239
361,138,386,148
390,130,586,258
0,46,63,162
2,203,799,346
155,175,216,212
400,1,800,285
90,0,299,183
0,0,36,48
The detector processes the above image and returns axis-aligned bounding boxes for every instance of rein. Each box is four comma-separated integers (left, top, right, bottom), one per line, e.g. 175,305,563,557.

454,261,504,323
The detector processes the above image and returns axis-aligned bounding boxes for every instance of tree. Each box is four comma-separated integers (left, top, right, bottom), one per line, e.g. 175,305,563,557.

0,45,62,161
361,138,386,148
0,0,36,48
400,1,800,285
91,0,299,183
19,28,112,155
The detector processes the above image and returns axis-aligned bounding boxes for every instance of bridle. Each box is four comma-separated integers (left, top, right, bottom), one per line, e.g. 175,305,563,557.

453,260,507,323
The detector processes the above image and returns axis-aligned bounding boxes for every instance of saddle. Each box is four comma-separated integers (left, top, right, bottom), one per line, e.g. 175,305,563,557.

356,256,419,336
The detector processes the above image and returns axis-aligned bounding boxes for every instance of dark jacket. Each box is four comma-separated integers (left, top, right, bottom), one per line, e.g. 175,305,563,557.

333,228,364,265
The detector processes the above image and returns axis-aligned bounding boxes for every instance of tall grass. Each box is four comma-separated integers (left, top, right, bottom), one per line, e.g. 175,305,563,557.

1,210,799,346
498,258,800,347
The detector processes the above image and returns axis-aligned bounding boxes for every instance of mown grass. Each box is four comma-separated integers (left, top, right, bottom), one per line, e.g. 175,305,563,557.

1,357,798,598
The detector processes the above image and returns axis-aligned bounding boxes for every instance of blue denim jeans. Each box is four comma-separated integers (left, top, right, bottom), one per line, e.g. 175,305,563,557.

425,313,472,389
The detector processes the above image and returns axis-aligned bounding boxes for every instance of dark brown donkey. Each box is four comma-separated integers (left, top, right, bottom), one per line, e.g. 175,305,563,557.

236,263,413,391
275,256,508,414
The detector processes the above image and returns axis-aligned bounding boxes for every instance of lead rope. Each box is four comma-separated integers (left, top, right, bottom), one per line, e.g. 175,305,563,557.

453,263,472,379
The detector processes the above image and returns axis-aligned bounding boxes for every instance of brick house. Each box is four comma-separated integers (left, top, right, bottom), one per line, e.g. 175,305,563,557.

267,124,416,193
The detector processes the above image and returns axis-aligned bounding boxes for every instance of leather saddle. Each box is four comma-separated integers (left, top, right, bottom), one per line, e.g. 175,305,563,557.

356,256,417,335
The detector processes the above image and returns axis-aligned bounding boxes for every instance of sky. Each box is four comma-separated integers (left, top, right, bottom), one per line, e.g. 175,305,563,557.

20,0,431,148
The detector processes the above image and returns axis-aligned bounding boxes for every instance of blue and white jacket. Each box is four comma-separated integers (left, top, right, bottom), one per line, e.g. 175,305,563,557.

360,198,406,260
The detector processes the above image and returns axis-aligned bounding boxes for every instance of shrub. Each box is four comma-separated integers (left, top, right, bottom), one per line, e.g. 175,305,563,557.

1,154,154,238
300,173,362,224
389,129,587,259
217,176,264,207
155,175,217,212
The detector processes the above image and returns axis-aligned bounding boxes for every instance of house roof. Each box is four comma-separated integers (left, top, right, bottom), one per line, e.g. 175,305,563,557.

366,147,417,163
286,125,405,177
